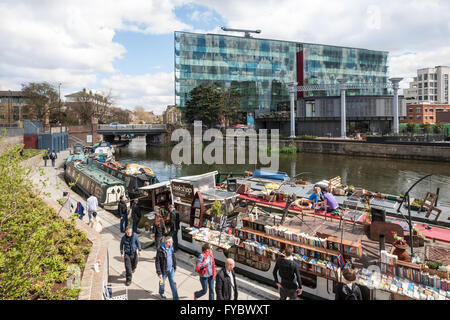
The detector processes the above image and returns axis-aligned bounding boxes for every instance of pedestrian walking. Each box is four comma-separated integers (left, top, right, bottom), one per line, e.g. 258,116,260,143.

118,195,128,233
43,148,50,166
131,198,141,233
88,212,103,233
334,268,363,300
168,204,180,252
215,258,238,300
75,201,85,220
194,243,216,300
86,194,98,223
49,149,57,167
155,236,179,300
120,226,142,286
153,212,166,258
273,246,302,300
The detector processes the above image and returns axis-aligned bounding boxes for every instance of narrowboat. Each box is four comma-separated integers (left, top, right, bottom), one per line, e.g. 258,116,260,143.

64,160,130,211
168,171,450,300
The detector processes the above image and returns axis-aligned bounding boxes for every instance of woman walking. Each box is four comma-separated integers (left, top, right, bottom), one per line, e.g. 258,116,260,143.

194,243,216,300
153,212,166,258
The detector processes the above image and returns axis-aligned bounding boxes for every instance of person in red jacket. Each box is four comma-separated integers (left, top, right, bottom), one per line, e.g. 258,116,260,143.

194,243,216,300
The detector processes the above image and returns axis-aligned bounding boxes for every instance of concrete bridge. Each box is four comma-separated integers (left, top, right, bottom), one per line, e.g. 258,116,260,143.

97,124,170,145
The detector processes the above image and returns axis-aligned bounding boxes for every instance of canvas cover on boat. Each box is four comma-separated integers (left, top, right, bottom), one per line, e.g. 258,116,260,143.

175,171,217,193
124,163,154,176
252,169,289,181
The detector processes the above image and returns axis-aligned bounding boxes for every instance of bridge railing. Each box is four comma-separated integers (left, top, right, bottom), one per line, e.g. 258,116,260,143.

98,124,166,131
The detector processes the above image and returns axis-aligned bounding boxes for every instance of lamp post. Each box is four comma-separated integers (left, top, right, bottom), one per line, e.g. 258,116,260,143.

338,79,347,138
58,83,62,124
389,78,403,135
288,82,297,138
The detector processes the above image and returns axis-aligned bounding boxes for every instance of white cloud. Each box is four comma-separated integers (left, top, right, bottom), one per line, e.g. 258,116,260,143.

99,72,174,114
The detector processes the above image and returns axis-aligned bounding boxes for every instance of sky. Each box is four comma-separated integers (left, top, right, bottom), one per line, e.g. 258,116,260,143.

1,0,450,114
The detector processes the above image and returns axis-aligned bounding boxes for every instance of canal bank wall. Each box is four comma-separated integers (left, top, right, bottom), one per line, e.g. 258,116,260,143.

279,139,450,162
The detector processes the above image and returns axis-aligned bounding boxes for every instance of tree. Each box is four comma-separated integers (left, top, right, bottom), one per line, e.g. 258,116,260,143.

21,82,60,123
222,86,243,127
434,122,444,134
185,83,224,127
406,122,416,134
134,106,152,123
419,122,431,134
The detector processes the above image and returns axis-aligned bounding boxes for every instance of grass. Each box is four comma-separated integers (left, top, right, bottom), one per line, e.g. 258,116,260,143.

21,149,42,160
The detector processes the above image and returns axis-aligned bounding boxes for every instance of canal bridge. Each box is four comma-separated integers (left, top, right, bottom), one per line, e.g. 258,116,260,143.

97,124,169,145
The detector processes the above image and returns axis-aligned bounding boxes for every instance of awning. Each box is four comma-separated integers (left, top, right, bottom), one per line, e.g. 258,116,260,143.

139,181,170,190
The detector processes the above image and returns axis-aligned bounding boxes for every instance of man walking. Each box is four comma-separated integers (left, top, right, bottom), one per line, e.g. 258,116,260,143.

120,226,142,286
118,195,128,233
155,237,179,300
168,204,180,252
273,246,302,300
86,194,98,224
216,258,238,300
43,148,50,167
49,149,57,167
131,198,141,234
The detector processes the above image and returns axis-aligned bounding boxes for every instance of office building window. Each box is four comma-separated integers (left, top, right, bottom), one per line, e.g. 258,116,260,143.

424,95,428,100
425,116,428,120
429,116,433,120
418,83,422,88
419,96,422,100
424,74,428,80
425,108,427,112
409,108,413,113
424,82,428,88
418,75,422,81
418,89,422,95
417,115,421,120
409,116,413,120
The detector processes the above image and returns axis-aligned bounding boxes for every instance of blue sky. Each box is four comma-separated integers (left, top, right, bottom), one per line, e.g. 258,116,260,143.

1,0,450,114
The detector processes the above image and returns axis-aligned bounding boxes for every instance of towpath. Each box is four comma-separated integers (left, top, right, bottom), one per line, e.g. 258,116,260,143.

30,150,279,300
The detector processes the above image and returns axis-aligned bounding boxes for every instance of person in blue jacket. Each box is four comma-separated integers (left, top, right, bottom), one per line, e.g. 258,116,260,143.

120,226,142,286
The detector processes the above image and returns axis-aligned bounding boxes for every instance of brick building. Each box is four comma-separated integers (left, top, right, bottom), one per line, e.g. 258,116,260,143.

0,91,32,124
402,104,450,124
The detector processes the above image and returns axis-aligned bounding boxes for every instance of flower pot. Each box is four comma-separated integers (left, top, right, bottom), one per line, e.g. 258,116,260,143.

393,242,410,262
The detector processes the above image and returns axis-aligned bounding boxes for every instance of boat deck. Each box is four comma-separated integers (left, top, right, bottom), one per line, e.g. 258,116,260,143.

235,177,450,227
71,161,125,187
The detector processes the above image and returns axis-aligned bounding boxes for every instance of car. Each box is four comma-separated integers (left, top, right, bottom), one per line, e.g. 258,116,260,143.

109,122,126,128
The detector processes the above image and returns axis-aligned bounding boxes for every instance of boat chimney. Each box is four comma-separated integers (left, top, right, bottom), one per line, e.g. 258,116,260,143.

379,234,385,254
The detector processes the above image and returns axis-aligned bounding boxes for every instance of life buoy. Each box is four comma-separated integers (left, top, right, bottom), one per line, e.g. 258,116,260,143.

293,198,312,210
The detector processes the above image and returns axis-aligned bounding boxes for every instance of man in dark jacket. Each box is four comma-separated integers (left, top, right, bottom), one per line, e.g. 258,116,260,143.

334,268,363,300
120,226,142,286
49,149,57,167
273,246,302,300
155,236,179,300
216,258,238,300
168,204,180,252
119,195,128,233
131,198,141,233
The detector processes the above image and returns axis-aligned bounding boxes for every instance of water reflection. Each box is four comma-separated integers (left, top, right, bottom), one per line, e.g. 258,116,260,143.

114,138,450,200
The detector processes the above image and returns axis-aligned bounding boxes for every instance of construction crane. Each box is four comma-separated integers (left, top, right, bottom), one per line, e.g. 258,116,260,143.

286,78,403,138
220,26,261,38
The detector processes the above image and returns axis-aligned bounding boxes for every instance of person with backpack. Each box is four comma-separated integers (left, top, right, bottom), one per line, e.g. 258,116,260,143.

168,204,180,252
153,212,166,258
273,246,302,300
335,268,363,300
49,149,57,167
155,236,179,300
194,243,216,300
118,195,128,233
43,148,50,166
131,198,141,233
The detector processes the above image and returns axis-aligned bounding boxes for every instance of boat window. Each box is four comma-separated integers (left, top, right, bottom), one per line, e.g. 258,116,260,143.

111,189,115,194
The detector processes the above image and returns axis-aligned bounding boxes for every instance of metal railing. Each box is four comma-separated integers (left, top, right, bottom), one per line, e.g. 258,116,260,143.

97,124,166,130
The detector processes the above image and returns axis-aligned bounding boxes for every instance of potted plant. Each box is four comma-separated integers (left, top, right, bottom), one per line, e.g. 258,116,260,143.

437,266,449,279
391,233,410,262
210,200,224,218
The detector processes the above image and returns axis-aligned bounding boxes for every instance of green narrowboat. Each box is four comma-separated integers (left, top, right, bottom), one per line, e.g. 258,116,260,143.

65,160,130,211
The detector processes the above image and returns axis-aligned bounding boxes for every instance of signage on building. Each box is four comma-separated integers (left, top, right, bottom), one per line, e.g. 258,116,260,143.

86,135,92,143
171,181,194,202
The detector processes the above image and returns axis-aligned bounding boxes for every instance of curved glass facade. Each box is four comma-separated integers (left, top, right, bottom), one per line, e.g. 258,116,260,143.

175,31,389,111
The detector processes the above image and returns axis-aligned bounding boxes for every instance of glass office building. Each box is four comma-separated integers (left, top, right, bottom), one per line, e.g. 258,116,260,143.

175,31,389,112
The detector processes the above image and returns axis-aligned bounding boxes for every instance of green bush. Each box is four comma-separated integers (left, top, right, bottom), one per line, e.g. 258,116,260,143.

0,143,91,300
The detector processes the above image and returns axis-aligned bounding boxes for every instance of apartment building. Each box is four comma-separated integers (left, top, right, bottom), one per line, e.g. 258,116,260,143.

404,66,450,105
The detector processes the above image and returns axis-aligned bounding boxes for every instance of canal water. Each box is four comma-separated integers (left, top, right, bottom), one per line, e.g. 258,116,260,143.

114,138,450,200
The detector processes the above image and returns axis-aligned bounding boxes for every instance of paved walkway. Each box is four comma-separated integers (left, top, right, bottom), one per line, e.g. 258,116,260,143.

30,150,279,300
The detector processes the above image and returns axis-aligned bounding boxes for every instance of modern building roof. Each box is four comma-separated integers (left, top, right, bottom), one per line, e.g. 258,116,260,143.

175,30,389,53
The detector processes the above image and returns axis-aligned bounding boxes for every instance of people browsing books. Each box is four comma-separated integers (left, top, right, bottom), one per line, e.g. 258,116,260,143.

335,268,362,300
273,246,303,300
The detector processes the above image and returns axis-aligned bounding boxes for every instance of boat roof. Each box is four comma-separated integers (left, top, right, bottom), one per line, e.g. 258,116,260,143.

139,181,170,190
71,161,126,188
201,188,238,201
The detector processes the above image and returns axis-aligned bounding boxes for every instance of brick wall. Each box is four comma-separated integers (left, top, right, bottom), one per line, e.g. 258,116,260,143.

68,123,100,144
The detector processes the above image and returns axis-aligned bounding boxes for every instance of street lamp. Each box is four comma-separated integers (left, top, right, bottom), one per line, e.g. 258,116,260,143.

58,83,62,124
